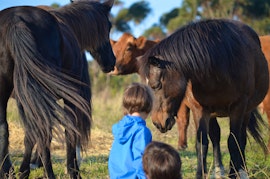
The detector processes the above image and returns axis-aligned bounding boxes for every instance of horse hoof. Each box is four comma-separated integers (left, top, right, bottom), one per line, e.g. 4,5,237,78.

178,145,187,151
30,163,40,169
210,166,225,179
238,169,249,179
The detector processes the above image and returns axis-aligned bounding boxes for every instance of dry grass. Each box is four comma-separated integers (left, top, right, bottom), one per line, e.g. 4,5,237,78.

6,88,270,178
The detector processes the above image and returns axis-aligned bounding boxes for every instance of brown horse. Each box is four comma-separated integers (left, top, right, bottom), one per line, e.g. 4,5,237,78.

259,36,270,150
111,33,270,152
113,18,269,178
0,0,115,178
110,33,191,150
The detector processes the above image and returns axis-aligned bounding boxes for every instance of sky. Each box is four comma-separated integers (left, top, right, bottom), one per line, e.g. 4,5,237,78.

0,0,182,38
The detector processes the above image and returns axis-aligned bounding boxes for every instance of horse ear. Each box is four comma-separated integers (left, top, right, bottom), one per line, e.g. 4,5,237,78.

103,0,114,11
135,36,147,49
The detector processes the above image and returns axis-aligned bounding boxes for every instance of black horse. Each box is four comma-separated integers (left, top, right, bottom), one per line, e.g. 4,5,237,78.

0,0,115,178
139,19,269,179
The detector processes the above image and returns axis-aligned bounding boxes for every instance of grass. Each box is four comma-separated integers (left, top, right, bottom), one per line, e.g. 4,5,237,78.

6,84,270,178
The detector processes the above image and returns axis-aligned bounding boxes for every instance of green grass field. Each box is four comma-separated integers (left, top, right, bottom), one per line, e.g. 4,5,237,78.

6,72,270,178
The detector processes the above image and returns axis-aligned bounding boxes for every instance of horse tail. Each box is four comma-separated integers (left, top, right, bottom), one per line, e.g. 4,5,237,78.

7,17,91,148
247,109,268,154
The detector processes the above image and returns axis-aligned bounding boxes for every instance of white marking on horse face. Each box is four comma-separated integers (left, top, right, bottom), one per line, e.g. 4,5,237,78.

145,77,149,85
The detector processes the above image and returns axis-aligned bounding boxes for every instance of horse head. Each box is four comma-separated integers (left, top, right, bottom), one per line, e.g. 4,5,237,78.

87,0,115,73
110,33,159,75
55,0,116,73
140,55,187,133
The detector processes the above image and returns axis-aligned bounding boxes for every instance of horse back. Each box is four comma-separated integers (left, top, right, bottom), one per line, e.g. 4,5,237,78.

0,6,63,66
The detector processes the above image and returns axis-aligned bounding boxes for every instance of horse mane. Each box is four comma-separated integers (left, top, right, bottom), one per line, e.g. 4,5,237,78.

142,19,259,81
49,0,112,51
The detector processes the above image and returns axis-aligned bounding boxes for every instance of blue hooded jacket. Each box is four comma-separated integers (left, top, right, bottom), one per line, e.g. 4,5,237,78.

108,115,152,179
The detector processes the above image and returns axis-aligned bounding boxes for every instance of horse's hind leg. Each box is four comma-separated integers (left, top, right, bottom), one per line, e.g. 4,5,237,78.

228,105,249,178
0,106,14,178
40,144,55,179
17,102,34,179
0,82,14,178
17,102,55,179
208,117,225,178
30,148,42,169
19,130,34,179
196,114,209,179
65,130,81,179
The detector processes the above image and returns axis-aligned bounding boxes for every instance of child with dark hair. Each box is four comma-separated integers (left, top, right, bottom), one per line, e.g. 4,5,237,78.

108,82,154,179
143,141,182,179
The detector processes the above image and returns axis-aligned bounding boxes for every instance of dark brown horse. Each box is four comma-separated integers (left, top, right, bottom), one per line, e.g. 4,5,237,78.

0,0,115,178
111,33,270,152
138,19,269,179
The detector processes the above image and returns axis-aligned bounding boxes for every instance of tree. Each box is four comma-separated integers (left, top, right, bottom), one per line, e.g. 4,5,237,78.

151,0,270,36
112,1,152,32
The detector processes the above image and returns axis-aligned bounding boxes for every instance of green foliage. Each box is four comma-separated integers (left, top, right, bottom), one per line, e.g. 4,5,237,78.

128,1,151,24
112,1,151,32
160,8,180,27
133,0,270,37
113,9,131,32
114,0,124,6
143,25,166,40
50,3,61,8
241,0,270,18
88,61,140,97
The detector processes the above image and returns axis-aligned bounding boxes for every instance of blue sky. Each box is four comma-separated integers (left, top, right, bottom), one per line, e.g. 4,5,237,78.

0,0,182,38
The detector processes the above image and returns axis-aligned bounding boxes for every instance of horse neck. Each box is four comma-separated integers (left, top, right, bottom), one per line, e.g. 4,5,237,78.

51,9,103,51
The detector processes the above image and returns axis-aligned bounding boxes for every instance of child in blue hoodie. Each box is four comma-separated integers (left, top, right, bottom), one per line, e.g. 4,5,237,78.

108,82,153,179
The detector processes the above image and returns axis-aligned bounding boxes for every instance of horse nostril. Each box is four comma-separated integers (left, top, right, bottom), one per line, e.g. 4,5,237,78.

153,122,168,133
153,122,160,129
165,117,176,131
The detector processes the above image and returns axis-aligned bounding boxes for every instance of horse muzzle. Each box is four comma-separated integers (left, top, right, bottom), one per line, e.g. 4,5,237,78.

153,116,176,133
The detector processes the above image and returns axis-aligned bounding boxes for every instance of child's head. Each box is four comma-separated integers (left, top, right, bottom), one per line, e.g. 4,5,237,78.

122,82,153,115
143,141,182,179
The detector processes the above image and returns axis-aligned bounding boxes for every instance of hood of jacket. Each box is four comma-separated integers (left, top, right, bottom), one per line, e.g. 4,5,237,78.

112,115,146,144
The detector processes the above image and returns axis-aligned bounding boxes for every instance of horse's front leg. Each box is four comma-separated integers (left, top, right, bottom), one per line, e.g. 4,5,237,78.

208,117,225,178
228,107,249,179
176,103,190,150
196,116,209,179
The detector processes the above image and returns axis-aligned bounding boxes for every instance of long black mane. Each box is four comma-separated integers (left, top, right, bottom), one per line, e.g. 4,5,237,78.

49,0,112,51
142,19,260,82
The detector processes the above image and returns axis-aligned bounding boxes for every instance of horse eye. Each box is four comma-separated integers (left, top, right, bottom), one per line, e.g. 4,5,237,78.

149,81,162,91
149,56,166,69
